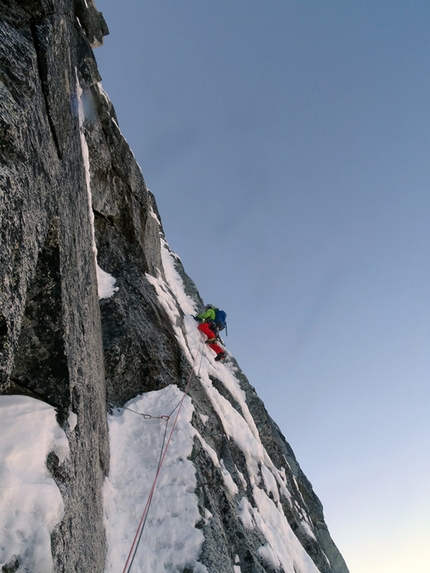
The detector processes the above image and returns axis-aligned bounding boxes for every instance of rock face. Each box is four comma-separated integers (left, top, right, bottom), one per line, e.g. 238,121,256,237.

0,2,349,573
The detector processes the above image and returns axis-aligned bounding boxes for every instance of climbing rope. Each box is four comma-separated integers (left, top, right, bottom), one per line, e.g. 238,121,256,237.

121,341,204,573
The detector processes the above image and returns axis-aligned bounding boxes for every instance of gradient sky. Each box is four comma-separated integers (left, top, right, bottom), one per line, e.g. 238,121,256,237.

94,2,430,571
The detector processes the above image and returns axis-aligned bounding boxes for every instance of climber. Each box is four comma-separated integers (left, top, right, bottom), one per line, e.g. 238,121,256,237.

194,304,227,362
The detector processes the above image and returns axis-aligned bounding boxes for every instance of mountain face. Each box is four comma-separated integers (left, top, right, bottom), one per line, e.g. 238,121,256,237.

0,2,349,573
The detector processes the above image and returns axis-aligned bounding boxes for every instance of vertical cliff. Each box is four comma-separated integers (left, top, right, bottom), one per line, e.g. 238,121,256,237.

0,2,349,572
1,2,110,572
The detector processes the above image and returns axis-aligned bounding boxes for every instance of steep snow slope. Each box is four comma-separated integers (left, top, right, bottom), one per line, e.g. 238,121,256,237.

102,231,336,573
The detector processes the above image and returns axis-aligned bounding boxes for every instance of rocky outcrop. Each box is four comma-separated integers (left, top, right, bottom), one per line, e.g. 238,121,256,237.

0,2,349,572
0,2,109,571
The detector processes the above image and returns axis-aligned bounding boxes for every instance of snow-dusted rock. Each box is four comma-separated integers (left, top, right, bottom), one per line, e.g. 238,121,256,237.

0,2,349,572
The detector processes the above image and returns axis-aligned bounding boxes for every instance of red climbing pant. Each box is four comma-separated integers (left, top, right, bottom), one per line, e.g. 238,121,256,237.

198,322,224,355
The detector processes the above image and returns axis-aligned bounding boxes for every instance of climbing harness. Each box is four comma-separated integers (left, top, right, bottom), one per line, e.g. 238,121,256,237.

121,341,204,573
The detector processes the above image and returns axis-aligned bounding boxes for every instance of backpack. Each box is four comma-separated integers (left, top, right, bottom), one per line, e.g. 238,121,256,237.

214,309,227,332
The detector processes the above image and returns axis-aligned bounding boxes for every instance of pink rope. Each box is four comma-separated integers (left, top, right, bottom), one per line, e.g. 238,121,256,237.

121,347,202,573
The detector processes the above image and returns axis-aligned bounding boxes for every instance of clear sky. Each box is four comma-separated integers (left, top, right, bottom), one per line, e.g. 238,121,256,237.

94,2,430,571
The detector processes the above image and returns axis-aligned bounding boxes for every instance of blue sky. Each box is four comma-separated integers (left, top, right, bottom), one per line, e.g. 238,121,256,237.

95,2,430,571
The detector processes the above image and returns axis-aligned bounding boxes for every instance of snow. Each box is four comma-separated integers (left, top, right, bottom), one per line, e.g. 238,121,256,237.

196,433,220,467
258,543,282,569
237,497,255,530
0,396,68,573
103,235,322,573
261,463,280,504
68,410,78,432
0,211,323,572
220,459,239,496
76,73,119,300
149,207,161,225
251,487,318,573
97,82,111,106
104,385,207,573
97,265,119,299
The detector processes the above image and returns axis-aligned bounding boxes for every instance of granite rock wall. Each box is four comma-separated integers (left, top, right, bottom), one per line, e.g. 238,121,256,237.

0,3,349,572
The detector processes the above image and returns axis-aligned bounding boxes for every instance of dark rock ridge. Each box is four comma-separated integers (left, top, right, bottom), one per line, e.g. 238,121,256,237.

0,2,349,572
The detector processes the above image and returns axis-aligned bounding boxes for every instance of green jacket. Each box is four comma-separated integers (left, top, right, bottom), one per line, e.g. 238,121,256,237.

198,308,217,322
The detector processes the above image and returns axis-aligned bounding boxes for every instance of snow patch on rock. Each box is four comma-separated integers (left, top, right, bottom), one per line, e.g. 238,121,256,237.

0,396,68,573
